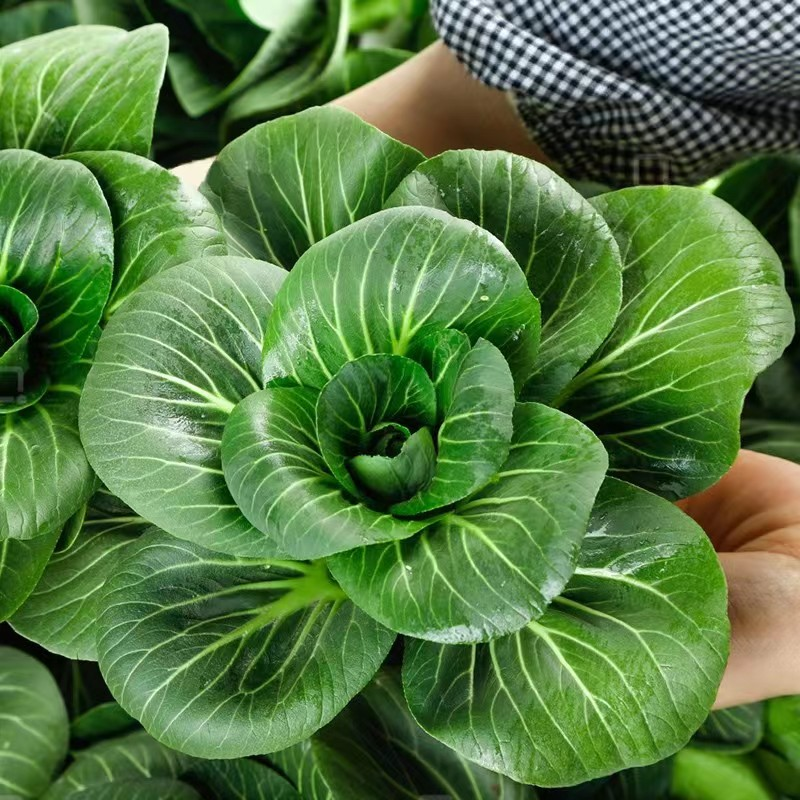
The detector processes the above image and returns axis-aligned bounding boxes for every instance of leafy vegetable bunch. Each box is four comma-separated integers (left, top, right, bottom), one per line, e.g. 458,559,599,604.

72,0,433,164
710,155,800,464
2,643,546,798
0,21,796,792
65,103,793,786
0,23,226,617
7,638,800,800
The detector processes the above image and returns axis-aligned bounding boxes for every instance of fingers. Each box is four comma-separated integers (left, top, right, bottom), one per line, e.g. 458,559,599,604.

678,449,800,555
714,551,800,707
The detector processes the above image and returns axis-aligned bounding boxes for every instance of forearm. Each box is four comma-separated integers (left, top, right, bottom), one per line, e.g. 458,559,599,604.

333,42,542,159
172,42,542,188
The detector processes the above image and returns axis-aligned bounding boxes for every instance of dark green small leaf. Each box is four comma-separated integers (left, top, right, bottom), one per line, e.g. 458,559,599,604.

693,704,765,754
185,758,301,799
0,24,168,156
391,338,515,515
403,478,729,785
0,647,68,799
315,354,437,501
0,1,73,47
222,386,427,560
96,530,395,757
203,107,423,267
70,701,137,742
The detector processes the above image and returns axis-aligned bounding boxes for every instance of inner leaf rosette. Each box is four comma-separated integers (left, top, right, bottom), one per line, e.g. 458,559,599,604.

221,205,608,643
0,150,114,542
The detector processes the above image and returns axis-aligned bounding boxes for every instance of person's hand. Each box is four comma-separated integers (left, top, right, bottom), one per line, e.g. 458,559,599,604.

678,449,800,707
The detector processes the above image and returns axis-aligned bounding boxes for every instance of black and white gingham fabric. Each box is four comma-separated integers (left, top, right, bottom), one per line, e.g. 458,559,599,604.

431,0,800,186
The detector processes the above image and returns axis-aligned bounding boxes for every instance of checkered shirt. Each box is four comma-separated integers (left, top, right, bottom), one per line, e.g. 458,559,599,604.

431,0,800,186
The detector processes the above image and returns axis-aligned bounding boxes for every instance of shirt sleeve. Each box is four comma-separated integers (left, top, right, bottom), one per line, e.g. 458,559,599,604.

431,0,800,187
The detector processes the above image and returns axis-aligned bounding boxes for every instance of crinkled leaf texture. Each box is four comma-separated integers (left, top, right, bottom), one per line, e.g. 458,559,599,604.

272,670,538,799
403,478,729,786
95,529,395,758
80,257,287,557
0,647,69,799
0,24,168,156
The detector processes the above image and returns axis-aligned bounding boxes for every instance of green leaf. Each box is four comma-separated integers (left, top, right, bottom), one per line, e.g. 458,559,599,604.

185,759,301,799
300,47,412,106
741,418,800,463
202,107,424,267
329,402,607,643
0,24,168,156
70,701,136,743
269,740,335,800
222,0,350,134
403,478,729,786
712,154,800,264
73,0,145,27
10,493,149,659
0,647,68,799
756,748,800,798
764,695,800,767
42,730,196,800
1,352,97,541
80,257,287,557
670,750,776,800
693,705,765,754
0,150,113,374
167,0,320,117
390,338,516,515
0,1,74,47
0,528,59,619
559,186,794,498
222,386,428,560
67,151,227,317
261,205,541,391
96,530,395,757
386,150,623,402
315,354,437,501
273,670,538,800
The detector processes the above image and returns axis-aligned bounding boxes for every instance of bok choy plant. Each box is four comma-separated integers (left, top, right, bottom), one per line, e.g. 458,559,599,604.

0,24,226,619
66,105,794,786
